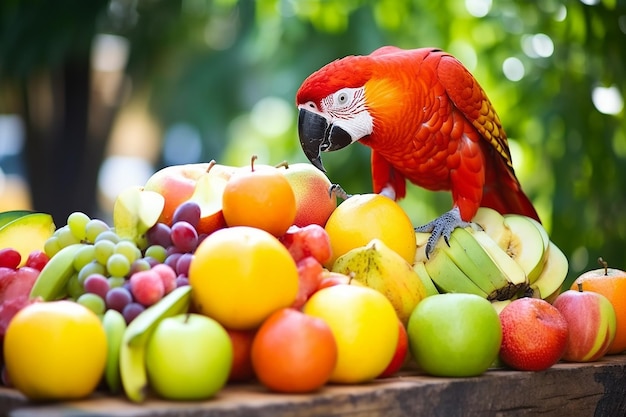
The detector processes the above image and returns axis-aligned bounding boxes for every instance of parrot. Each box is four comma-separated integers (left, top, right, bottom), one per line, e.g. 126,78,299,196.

295,46,540,258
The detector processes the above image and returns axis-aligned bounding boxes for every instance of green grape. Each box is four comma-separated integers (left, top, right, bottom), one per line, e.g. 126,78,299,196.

130,258,151,274
73,244,96,271
67,211,90,241
144,245,167,263
66,273,84,300
107,276,126,288
85,219,110,243
43,236,62,257
95,230,120,244
115,240,142,264
107,253,131,277
56,225,80,248
77,293,106,316
78,261,106,284
94,239,115,266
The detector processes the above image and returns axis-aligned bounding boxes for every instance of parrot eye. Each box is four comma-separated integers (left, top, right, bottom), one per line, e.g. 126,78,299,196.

337,92,349,105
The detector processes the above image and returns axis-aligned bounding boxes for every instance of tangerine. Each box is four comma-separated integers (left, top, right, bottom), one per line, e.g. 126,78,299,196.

324,193,416,268
188,226,299,330
571,264,626,354
251,308,337,393
3,300,107,400
222,157,296,237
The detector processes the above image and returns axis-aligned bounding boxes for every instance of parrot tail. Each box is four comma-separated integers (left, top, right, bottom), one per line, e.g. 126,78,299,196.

481,173,541,223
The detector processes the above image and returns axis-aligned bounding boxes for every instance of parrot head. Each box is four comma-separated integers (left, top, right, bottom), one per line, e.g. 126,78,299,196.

295,55,377,172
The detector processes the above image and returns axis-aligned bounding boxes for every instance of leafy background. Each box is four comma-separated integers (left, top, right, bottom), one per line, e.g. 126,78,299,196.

0,0,625,288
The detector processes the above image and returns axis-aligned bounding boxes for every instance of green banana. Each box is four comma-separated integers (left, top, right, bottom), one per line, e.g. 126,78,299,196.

29,243,86,301
443,228,499,296
120,285,192,403
332,239,428,325
471,229,529,300
424,247,488,298
448,227,525,300
412,261,439,297
471,207,512,250
102,309,127,394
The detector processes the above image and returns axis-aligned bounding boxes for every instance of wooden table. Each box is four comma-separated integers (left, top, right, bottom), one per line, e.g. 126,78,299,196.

2,355,626,417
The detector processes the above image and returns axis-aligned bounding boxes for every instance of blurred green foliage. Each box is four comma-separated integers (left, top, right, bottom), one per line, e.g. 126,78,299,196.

1,0,625,286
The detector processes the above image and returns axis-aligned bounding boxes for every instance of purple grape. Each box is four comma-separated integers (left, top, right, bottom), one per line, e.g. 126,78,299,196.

143,256,160,268
175,253,193,277
175,276,189,287
129,258,151,275
165,253,182,270
170,221,198,253
123,302,146,324
105,287,133,312
146,223,172,247
172,201,201,229
83,274,110,299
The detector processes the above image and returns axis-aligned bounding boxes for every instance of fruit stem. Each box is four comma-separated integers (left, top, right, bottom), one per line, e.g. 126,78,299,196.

205,159,217,173
577,281,583,292
250,155,258,171
598,257,609,276
184,313,191,324
275,160,289,169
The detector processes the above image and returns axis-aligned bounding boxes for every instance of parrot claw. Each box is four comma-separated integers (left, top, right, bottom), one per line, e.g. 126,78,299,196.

329,184,353,201
414,207,470,259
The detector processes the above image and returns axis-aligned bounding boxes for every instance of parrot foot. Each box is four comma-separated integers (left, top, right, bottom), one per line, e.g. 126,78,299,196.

329,184,353,201
414,207,471,259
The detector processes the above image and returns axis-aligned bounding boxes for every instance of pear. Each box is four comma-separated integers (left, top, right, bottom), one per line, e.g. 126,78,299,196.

332,239,428,325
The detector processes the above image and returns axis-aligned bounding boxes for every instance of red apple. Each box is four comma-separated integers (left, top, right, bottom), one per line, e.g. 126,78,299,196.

499,297,569,371
378,320,409,378
552,282,617,362
315,271,357,292
279,163,337,227
226,328,256,383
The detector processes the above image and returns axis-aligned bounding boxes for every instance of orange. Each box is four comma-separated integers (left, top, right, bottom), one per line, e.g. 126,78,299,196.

323,193,416,268
251,308,337,393
3,300,107,400
188,226,299,330
571,266,626,354
221,159,296,237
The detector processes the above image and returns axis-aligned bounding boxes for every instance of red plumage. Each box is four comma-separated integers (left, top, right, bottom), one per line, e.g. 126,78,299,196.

296,46,539,223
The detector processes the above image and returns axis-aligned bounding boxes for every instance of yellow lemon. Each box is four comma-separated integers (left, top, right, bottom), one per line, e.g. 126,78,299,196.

324,193,416,267
4,300,107,401
303,285,399,384
189,226,299,330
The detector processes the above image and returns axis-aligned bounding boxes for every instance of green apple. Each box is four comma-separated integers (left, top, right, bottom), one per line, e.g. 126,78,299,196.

407,293,502,377
145,313,233,400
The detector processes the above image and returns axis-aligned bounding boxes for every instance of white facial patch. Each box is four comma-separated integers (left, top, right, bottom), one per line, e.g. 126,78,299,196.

321,87,374,142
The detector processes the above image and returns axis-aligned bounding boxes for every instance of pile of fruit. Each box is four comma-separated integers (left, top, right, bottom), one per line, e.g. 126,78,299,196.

0,156,625,404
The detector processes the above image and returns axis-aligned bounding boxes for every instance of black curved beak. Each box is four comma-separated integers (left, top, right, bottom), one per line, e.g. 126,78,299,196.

297,108,353,172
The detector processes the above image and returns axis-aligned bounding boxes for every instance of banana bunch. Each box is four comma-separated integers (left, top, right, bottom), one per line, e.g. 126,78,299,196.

100,286,192,402
414,207,569,303
331,239,434,325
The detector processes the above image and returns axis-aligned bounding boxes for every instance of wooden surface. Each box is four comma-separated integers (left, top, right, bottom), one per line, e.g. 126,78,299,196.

2,355,626,417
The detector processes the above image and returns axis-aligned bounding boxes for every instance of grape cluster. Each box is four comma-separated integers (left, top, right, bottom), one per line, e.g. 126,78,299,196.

43,202,205,323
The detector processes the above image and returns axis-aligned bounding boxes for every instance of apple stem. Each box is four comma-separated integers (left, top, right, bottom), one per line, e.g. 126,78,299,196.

598,257,609,276
205,159,217,173
577,282,583,292
250,155,258,171
275,160,289,169
184,313,191,324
